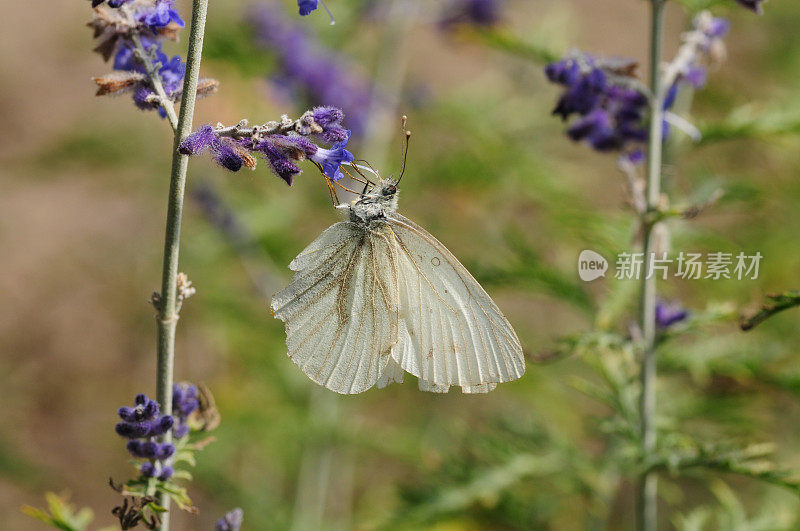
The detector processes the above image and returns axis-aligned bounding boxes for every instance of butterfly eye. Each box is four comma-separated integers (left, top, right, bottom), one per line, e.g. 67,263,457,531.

383,185,397,196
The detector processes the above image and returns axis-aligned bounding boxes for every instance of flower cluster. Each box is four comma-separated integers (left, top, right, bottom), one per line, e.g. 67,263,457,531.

172,383,199,439
88,0,217,118
115,394,175,480
545,11,730,156
545,53,649,154
179,107,354,185
439,0,503,30
249,4,373,137
215,508,244,531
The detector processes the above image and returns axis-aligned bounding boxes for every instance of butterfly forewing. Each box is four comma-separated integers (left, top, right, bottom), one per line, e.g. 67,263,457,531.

386,212,525,390
271,221,400,394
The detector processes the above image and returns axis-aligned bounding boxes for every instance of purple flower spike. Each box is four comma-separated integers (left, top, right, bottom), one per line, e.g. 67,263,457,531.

298,0,320,16
215,508,244,531
310,131,355,181
656,300,690,328
179,125,217,155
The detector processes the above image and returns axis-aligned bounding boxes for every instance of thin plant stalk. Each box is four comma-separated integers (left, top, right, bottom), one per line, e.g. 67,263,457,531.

637,1,665,530
154,0,209,528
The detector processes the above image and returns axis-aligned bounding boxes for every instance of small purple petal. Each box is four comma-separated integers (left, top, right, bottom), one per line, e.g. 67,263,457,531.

180,125,217,155
298,0,319,16
215,508,244,531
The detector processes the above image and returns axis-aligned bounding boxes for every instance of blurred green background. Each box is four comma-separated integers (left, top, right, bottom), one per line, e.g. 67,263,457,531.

3,0,800,529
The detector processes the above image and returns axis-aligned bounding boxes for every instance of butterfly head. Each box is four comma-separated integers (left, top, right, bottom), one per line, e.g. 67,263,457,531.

347,178,399,224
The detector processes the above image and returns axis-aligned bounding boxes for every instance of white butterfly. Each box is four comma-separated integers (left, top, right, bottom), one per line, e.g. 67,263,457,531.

270,178,525,394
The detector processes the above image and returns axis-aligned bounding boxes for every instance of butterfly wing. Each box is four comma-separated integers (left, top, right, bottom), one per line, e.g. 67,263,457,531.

386,212,525,393
271,221,400,394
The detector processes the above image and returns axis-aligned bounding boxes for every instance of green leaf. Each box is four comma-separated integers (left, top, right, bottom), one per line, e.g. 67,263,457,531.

21,492,94,531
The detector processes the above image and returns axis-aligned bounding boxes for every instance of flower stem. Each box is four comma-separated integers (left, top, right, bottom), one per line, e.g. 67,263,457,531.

637,1,665,530
155,0,209,529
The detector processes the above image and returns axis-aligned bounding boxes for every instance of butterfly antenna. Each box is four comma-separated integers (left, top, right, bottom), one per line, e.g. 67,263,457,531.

396,116,411,186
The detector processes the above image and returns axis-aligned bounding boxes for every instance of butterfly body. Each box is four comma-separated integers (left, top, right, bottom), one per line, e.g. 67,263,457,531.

271,179,525,394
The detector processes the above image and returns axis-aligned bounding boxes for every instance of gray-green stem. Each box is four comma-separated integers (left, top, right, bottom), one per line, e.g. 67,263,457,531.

155,1,209,529
637,1,665,530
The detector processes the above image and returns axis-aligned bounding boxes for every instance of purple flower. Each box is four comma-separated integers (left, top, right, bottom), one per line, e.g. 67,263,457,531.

139,0,185,29
158,466,174,480
215,508,244,531
545,58,581,86
298,0,319,16
310,130,355,181
439,0,503,29
255,138,304,185
547,53,651,154
656,300,690,328
212,139,247,172
179,125,217,155
172,382,199,439
126,440,175,460
735,0,765,13
567,109,618,151
684,65,707,88
552,66,607,120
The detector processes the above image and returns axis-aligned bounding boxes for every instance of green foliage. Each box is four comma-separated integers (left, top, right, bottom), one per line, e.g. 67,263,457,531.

21,493,98,531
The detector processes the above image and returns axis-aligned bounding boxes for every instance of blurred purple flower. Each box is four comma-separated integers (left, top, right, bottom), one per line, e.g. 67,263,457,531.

546,53,648,155
439,0,503,29
215,508,244,531
735,0,765,13
656,300,690,328
172,383,199,439
248,5,373,137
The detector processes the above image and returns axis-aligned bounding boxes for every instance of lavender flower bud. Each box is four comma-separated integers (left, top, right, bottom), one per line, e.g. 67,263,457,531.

211,139,246,172
312,106,343,127
655,300,690,328
179,125,217,155
140,462,156,478
158,466,174,480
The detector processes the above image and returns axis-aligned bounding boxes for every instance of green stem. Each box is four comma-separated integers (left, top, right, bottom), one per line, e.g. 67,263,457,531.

637,1,665,530
155,1,209,529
